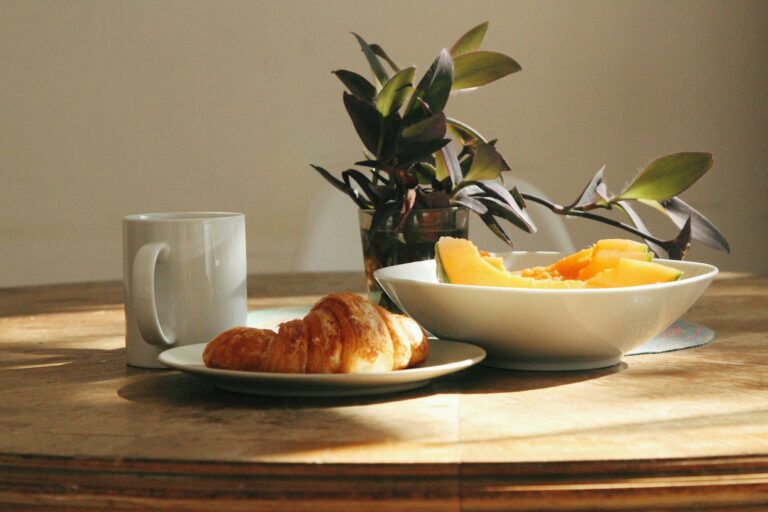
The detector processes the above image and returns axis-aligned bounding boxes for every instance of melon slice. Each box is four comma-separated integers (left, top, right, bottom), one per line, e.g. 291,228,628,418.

592,239,649,253
586,258,682,288
436,237,682,289
436,237,586,289
547,239,649,280
479,251,506,272
576,249,653,280
544,248,591,279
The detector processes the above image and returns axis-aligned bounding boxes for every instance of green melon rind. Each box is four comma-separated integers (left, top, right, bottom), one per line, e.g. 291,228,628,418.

435,244,450,283
587,258,683,287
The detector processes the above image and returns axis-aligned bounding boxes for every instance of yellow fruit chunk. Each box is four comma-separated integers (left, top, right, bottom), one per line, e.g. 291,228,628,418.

546,239,650,280
436,237,586,289
587,258,683,288
435,237,683,289
576,249,653,280
592,239,649,253
544,248,591,280
480,251,506,272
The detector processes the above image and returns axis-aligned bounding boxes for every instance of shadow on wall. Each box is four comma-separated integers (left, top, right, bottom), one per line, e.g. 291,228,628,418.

292,178,576,272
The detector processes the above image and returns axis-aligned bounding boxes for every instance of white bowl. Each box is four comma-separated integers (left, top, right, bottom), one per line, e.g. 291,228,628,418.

374,252,718,371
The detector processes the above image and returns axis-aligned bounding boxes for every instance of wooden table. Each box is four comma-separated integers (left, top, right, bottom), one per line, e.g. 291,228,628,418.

1,272,767,510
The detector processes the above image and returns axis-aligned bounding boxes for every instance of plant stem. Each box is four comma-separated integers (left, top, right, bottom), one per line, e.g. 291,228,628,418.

521,193,669,246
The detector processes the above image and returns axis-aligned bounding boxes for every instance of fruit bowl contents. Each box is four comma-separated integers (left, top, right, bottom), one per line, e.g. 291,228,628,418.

436,237,683,288
374,243,717,371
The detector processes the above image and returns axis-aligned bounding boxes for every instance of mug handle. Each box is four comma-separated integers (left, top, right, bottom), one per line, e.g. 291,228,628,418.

132,242,175,346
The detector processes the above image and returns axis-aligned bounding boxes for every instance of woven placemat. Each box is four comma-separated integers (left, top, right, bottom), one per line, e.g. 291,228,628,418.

626,319,715,356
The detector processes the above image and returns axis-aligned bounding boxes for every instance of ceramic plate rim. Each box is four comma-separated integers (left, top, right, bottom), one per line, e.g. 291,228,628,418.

158,339,486,382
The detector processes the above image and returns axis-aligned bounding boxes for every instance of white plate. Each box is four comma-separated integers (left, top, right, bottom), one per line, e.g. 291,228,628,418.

158,339,485,397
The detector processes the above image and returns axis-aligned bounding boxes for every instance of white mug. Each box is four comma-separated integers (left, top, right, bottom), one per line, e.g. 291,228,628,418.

123,212,248,368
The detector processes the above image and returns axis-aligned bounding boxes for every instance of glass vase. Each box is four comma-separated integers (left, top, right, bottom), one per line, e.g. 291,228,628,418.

359,207,469,312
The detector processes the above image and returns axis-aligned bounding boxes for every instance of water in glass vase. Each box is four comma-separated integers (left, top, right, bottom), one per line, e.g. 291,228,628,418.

359,208,469,312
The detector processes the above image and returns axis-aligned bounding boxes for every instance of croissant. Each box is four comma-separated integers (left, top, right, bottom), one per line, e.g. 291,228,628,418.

203,292,429,373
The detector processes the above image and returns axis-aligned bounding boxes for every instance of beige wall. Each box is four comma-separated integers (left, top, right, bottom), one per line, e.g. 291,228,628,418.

2,0,766,286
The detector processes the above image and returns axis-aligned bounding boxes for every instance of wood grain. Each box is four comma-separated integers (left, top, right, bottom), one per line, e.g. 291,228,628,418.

1,272,767,510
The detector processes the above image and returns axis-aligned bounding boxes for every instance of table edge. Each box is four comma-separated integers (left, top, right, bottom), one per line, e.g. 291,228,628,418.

2,451,768,510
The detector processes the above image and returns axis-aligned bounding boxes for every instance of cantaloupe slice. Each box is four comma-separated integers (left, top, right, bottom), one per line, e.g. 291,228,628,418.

546,239,650,280
480,251,506,272
576,249,653,280
544,248,592,279
586,258,682,288
436,237,586,289
435,237,683,289
592,239,649,253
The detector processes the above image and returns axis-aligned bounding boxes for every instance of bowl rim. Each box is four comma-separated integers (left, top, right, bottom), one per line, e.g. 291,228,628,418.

374,252,719,295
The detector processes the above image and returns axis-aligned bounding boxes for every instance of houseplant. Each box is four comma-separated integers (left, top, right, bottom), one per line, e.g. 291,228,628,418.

312,22,729,309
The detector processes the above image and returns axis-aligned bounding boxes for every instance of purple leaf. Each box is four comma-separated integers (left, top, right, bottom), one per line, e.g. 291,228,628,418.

311,165,370,209
479,213,514,246
478,196,536,233
333,70,376,101
660,197,730,253
343,92,381,156
662,216,693,260
615,201,666,257
439,143,463,187
404,49,453,124
370,202,400,232
401,112,447,142
509,186,526,209
369,43,400,72
451,191,489,215
568,165,607,209
342,169,381,206
456,180,536,232
397,188,417,226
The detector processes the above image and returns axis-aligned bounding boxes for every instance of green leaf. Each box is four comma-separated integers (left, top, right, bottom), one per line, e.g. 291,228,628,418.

375,67,415,117
463,142,509,181
343,92,382,156
332,70,376,101
618,152,714,201
449,22,489,57
352,32,389,88
404,49,453,123
401,112,446,142
414,162,440,187
370,44,400,72
434,146,449,182
452,51,521,91
446,117,488,144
